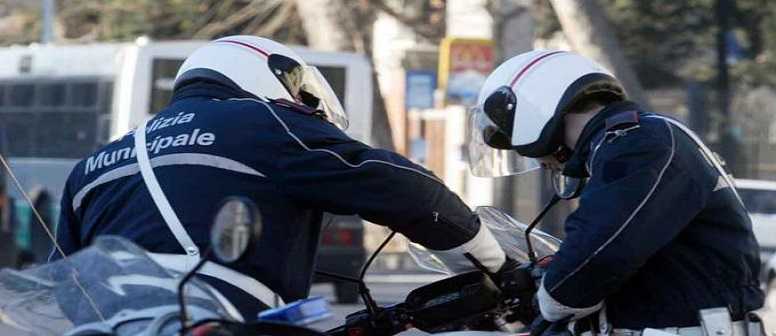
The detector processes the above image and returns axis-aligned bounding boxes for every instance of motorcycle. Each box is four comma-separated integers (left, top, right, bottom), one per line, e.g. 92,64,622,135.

324,205,562,336
0,194,561,335
0,152,771,336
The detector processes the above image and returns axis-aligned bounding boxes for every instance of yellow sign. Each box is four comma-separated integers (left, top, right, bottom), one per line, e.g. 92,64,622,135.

438,37,495,105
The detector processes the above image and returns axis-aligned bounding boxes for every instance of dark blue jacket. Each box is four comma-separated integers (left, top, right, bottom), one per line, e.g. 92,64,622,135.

543,102,764,329
54,82,479,319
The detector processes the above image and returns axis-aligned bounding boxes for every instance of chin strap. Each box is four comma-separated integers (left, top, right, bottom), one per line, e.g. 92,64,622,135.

553,145,574,163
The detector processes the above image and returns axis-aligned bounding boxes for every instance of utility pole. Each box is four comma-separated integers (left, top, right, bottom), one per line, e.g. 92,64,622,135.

716,0,740,175
41,0,56,44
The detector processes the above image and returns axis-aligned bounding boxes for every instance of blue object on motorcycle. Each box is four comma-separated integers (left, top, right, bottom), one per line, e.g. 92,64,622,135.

258,296,332,326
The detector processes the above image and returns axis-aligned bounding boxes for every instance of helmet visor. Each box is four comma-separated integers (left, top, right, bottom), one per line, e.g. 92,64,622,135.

467,105,540,177
299,66,349,130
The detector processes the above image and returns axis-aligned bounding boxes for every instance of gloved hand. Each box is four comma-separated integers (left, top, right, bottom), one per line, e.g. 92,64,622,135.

529,315,573,336
490,257,539,324
532,255,554,283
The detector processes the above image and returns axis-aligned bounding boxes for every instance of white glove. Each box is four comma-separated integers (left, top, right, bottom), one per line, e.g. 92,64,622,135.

427,222,506,274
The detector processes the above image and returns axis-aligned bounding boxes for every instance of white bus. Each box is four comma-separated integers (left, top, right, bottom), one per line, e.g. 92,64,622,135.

0,39,374,279
0,38,373,160
0,38,374,196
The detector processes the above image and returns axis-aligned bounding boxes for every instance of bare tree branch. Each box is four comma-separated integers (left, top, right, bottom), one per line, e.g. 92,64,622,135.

188,0,235,35
255,1,295,37
193,0,279,39
370,0,442,41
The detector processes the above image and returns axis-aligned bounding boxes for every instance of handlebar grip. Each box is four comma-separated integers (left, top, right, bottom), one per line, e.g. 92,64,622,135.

226,321,328,336
530,318,552,336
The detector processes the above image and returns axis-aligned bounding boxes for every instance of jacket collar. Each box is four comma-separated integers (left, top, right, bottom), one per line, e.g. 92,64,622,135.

562,100,641,177
171,80,260,103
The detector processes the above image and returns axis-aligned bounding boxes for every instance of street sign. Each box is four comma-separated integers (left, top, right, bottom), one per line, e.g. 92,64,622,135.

409,138,428,164
405,70,436,110
438,38,495,106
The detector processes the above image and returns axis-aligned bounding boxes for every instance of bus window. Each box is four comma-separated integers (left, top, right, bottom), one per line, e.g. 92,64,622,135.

97,115,111,144
150,58,184,114
38,83,66,107
70,82,97,107
316,66,347,107
9,84,34,107
99,81,112,115
0,78,111,158
98,81,113,144
1,114,34,157
38,112,97,158
0,85,5,107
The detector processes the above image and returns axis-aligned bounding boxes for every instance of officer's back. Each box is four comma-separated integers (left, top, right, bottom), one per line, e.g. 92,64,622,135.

57,80,330,317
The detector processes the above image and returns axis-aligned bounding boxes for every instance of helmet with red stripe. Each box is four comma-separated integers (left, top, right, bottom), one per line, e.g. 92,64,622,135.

174,35,348,130
468,50,625,177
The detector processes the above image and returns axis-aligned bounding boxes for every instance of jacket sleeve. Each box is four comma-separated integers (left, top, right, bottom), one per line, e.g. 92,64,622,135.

274,112,505,273
50,174,82,261
538,122,708,321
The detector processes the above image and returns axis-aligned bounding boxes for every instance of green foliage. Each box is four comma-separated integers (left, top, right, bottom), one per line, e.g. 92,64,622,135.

536,0,776,89
602,0,716,87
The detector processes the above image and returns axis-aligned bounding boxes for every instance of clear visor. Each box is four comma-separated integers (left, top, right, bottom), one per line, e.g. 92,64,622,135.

300,66,349,130
467,105,539,177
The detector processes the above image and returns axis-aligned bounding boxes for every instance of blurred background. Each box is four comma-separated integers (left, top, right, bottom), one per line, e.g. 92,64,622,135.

0,0,775,307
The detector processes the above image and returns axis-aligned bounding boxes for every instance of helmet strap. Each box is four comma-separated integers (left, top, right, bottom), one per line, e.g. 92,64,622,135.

270,98,326,120
552,145,573,163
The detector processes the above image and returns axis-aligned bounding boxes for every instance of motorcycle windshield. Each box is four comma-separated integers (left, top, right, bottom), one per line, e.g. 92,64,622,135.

408,206,562,274
0,236,228,336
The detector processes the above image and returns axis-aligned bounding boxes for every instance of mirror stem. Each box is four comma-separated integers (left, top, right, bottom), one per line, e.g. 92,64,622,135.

525,195,561,263
359,231,396,316
178,248,212,335
315,270,380,316
360,283,380,317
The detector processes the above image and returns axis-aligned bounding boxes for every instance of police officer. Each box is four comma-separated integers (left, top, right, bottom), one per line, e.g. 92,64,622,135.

469,50,764,332
53,36,512,319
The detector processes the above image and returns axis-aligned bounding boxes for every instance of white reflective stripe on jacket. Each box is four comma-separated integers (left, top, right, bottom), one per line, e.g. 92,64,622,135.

134,118,284,309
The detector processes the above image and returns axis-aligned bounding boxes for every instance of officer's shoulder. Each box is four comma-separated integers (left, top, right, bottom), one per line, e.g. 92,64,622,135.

596,112,675,156
267,98,319,115
220,97,274,114
227,97,314,120
64,157,89,196
267,99,352,137
586,113,677,180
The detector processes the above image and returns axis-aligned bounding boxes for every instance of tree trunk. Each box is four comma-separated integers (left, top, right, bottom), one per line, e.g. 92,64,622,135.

549,0,652,109
488,0,533,60
294,0,349,51
294,0,395,150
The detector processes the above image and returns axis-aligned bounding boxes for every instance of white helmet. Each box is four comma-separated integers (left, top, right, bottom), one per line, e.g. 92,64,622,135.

468,50,625,177
175,35,348,129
